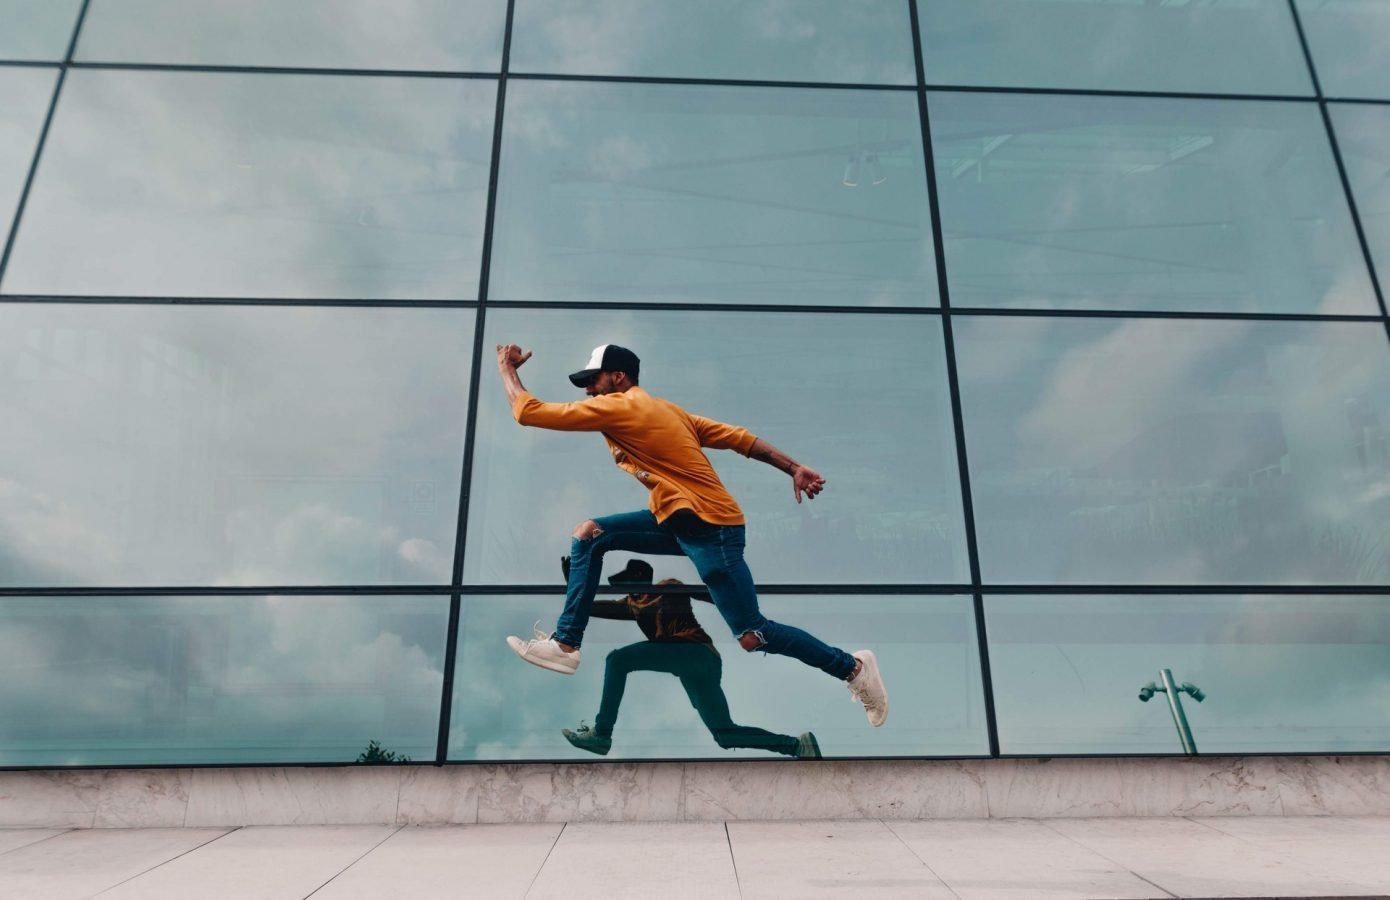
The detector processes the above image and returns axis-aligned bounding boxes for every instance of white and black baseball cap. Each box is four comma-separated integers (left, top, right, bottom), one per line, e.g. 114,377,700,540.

569,344,640,387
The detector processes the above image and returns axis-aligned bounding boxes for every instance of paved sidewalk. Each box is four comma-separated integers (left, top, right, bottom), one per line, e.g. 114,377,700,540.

1,816,1388,899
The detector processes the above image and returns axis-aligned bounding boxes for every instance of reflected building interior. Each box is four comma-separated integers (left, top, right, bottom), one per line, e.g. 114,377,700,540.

0,0,1388,767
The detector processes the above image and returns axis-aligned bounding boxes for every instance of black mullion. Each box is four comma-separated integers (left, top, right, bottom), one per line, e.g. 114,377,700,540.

506,70,916,92
2,294,1385,325
0,60,62,69
437,0,517,767
486,299,942,315
922,83,1314,104
8,582,1389,599
1284,0,1325,98
909,0,999,757
0,0,92,287
490,299,1389,325
61,0,88,61
6,58,1388,109
0,586,451,598
948,306,1387,324
1285,0,1390,335
70,61,499,80
960,584,1390,596
1324,96,1390,107
15,743,1390,772
0,295,480,308
1317,102,1390,323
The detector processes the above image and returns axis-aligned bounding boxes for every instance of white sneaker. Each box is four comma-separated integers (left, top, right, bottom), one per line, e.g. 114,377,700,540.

847,650,888,727
506,622,580,675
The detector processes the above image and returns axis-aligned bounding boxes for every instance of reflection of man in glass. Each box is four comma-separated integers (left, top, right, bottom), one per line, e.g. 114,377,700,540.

496,342,888,727
560,557,822,759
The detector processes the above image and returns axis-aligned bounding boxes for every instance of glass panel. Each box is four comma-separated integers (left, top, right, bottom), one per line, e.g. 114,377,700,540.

0,0,82,61
955,316,1390,585
76,0,505,71
0,303,472,587
489,81,938,307
1,70,495,299
510,0,915,84
1329,103,1390,290
0,67,56,246
920,0,1311,96
930,92,1378,315
987,594,1390,754
465,308,969,585
450,593,986,759
0,594,448,766
1295,0,1390,100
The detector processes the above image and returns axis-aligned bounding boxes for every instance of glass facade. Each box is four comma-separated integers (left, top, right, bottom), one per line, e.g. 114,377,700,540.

5,71,496,299
987,594,1390,755
75,0,507,71
0,0,83,61
919,0,1312,97
1,1,1388,768
488,81,936,306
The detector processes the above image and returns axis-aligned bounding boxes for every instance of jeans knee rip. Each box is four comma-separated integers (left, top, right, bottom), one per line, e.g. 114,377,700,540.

739,629,767,653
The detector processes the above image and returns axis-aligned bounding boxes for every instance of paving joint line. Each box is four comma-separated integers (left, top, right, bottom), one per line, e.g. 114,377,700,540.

523,821,566,898
87,825,240,898
1036,819,1178,899
878,818,962,900
0,828,72,857
302,824,404,899
724,821,743,898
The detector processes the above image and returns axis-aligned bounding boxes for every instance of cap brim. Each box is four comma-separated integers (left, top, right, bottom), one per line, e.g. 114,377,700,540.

569,368,600,388
608,561,655,586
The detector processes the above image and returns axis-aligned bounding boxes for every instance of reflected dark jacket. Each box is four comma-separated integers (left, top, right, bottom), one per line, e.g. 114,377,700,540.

592,579,718,654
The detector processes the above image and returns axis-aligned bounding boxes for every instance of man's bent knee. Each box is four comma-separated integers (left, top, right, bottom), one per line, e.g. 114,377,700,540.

573,520,603,540
738,630,766,652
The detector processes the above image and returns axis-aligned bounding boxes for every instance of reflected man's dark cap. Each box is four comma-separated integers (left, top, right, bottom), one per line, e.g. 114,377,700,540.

607,558,654,586
569,344,640,387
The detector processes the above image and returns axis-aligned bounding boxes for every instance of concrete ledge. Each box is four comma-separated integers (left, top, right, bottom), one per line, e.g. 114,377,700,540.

2,756,1387,827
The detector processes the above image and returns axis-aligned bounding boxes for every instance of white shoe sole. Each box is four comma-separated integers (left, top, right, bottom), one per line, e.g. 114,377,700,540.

851,650,888,727
506,636,579,675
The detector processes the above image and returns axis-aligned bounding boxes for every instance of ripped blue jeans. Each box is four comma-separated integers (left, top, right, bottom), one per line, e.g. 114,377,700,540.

554,509,856,680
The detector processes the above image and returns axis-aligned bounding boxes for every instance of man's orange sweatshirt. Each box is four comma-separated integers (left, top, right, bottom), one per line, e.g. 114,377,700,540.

511,386,756,526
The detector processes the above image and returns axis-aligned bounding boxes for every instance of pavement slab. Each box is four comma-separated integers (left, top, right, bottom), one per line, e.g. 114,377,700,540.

313,823,562,900
0,816,1387,899
1047,816,1386,898
530,821,739,900
0,829,68,856
888,818,1167,900
728,819,956,899
0,826,229,900
91,825,397,900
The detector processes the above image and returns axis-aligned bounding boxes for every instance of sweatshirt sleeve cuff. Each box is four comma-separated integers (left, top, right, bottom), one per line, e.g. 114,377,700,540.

737,431,758,456
510,390,534,422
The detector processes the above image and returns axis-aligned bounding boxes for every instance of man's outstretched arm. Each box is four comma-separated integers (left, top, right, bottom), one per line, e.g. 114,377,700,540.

749,436,826,504
496,343,532,405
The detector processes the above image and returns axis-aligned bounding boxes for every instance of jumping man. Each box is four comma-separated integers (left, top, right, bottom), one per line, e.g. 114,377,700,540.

560,557,823,759
497,342,887,727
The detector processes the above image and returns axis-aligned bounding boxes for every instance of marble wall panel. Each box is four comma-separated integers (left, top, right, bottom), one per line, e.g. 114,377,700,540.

1262,756,1390,816
92,769,191,828
681,760,989,820
0,770,104,827
475,763,684,823
395,765,484,825
2,756,1388,827
184,767,401,826
973,758,1282,818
